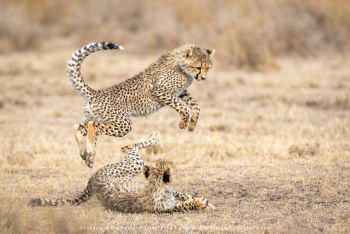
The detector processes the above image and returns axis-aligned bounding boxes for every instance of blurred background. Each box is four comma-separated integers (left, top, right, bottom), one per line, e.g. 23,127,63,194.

1,0,350,69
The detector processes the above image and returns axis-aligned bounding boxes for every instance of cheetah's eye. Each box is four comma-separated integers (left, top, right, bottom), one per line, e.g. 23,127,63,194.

196,67,201,70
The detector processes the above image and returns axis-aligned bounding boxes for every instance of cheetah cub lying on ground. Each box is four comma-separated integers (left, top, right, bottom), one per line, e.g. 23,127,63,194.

106,159,213,213
31,130,213,213
68,42,215,167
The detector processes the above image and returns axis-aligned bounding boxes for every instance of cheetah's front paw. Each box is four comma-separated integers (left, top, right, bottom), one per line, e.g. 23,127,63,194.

193,197,209,210
188,112,199,132
121,144,133,154
192,197,214,210
179,108,191,130
179,119,188,129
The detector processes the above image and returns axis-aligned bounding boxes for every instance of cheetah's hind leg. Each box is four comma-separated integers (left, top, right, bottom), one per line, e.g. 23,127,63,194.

83,117,132,167
74,123,87,161
85,121,97,168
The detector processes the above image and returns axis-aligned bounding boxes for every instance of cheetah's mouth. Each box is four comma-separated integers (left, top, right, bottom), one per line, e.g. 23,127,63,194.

194,74,206,81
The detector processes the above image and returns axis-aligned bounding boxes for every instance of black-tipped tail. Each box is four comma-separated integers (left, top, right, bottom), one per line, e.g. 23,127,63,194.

103,42,124,50
67,42,124,99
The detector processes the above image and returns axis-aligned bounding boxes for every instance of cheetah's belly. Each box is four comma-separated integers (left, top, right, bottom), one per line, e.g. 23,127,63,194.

154,188,176,212
129,97,163,117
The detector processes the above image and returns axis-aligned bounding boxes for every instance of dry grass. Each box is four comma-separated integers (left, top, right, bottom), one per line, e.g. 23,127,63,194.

1,2,350,231
0,46,349,233
1,0,350,69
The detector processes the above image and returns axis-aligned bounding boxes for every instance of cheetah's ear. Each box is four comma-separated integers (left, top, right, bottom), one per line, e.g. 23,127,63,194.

186,49,193,58
143,166,150,179
162,168,171,183
207,49,215,57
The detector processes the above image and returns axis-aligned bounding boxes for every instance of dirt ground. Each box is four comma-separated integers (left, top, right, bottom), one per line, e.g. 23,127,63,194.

0,49,349,233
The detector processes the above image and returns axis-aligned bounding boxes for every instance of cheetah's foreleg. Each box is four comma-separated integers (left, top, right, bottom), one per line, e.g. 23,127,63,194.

173,190,194,201
173,190,215,211
179,91,200,132
174,197,210,212
152,91,191,130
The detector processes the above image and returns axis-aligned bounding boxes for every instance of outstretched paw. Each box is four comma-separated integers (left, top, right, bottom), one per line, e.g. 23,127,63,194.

121,144,133,154
179,119,188,129
193,197,209,210
178,107,191,130
188,112,199,132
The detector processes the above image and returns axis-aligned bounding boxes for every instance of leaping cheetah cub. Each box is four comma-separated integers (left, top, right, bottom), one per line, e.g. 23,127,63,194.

68,42,215,167
31,131,213,213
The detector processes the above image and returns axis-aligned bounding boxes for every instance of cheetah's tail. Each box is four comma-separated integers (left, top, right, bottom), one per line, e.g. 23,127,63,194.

30,185,93,207
67,42,124,100
30,198,73,207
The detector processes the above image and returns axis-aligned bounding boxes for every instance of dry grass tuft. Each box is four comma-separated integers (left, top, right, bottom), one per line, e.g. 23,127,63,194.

0,201,100,234
288,143,320,157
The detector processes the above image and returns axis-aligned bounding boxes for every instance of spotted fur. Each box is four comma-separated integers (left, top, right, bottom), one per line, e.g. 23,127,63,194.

102,159,213,213
30,135,214,213
31,133,160,207
68,42,215,167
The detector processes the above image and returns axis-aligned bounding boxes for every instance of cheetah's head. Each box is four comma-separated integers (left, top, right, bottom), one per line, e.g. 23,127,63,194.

175,44,215,81
143,159,175,184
